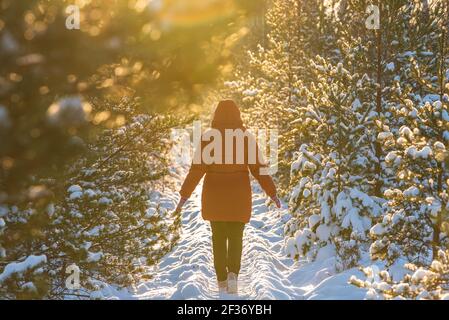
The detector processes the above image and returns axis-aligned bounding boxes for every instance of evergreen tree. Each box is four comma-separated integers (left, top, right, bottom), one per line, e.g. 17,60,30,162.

224,0,332,189
0,0,245,298
284,56,382,270
369,1,449,266
350,249,449,299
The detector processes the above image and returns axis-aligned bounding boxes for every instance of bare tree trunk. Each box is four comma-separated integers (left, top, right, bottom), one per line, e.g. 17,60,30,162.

421,0,430,23
286,1,294,107
297,0,302,42
338,0,347,22
374,0,383,197
433,29,446,260
319,0,325,35
336,0,347,41
262,0,267,47
337,102,343,194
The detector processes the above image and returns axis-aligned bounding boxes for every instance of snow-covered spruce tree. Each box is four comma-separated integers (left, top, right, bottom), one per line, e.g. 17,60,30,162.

224,0,334,190
282,0,449,270
279,0,384,269
284,56,383,270
0,97,181,299
0,95,94,299
370,86,449,266
54,98,182,298
337,0,420,197
225,0,387,269
350,249,449,300
369,1,449,266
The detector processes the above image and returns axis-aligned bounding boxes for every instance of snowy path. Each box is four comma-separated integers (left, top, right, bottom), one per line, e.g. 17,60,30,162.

118,181,367,300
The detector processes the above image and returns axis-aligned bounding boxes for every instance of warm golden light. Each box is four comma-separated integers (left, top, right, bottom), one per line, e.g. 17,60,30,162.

153,0,236,28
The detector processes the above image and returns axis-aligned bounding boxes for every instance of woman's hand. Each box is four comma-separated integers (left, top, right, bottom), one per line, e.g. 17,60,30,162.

175,197,188,213
270,195,281,208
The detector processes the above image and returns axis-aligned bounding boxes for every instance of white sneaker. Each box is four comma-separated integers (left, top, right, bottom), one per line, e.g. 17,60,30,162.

218,280,227,294
227,272,238,294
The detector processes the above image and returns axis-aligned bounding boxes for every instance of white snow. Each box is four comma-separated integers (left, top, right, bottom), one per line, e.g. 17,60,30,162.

405,146,417,158
90,291,104,300
416,146,432,159
291,159,301,172
294,228,313,252
1,31,19,53
96,180,370,300
69,191,83,200
442,110,449,122
351,99,362,110
85,226,101,237
145,207,157,218
224,81,241,88
422,94,440,104
21,282,38,292
308,214,321,229
0,105,11,129
0,255,47,283
377,132,392,141
303,189,311,198
303,161,317,171
444,131,449,141
441,293,449,300
47,96,92,126
350,188,379,211
411,268,432,282
434,141,445,150
404,146,432,159
403,186,419,198
399,126,413,140
385,62,395,71
242,89,259,97
87,251,103,262
98,197,113,205
321,201,331,223
84,189,97,198
68,185,82,193
431,260,443,272
47,203,55,217
426,197,441,217
316,224,331,242
433,101,442,109
370,223,386,236
0,206,7,217
385,151,399,163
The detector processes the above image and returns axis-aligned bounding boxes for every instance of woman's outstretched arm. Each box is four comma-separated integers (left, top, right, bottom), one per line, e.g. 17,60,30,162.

179,164,206,197
175,143,206,212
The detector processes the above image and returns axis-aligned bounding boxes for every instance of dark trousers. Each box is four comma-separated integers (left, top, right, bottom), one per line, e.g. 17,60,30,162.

210,221,245,282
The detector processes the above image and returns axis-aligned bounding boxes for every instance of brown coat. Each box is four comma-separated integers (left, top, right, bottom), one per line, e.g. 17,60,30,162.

179,100,277,223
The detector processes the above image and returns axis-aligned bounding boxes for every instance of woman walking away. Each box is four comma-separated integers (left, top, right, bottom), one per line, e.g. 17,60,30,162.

174,100,280,294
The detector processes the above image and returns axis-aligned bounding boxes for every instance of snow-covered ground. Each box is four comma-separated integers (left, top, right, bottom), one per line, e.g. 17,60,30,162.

101,178,372,300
